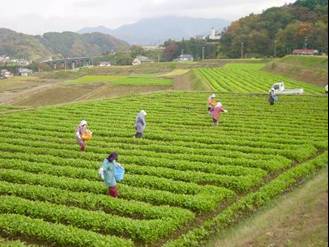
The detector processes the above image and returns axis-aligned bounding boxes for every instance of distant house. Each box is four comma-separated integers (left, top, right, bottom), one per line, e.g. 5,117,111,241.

132,56,153,66
99,61,112,67
292,49,319,56
16,59,31,66
208,28,221,41
177,54,194,62
142,45,164,51
0,56,10,64
0,69,13,79
18,68,33,77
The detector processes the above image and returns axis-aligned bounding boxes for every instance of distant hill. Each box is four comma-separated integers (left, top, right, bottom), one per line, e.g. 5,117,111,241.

0,28,53,61
0,28,129,61
219,0,328,58
79,16,230,45
78,26,113,35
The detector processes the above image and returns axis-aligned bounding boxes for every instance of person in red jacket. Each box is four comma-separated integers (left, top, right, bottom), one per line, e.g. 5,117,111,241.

211,102,227,126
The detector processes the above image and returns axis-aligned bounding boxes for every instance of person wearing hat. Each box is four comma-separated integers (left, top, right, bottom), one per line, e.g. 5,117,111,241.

101,152,122,198
268,89,278,105
208,93,217,114
211,102,228,126
76,120,88,151
135,110,147,138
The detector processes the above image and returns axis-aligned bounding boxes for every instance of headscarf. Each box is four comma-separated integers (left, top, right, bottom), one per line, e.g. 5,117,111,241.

107,152,118,162
80,120,87,127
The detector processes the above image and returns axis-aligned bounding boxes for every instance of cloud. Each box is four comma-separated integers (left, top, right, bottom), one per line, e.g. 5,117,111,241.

0,0,296,34
140,0,295,20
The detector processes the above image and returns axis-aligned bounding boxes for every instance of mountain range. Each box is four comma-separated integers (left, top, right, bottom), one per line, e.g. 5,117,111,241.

0,28,129,61
78,16,230,45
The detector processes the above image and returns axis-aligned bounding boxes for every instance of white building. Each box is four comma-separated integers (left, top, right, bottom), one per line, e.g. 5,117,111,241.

177,54,194,62
0,69,13,79
209,28,221,40
18,68,33,77
99,61,112,67
0,56,10,64
132,56,153,66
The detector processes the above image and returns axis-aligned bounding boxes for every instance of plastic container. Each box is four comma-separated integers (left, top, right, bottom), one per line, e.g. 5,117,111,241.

82,129,93,141
114,164,125,182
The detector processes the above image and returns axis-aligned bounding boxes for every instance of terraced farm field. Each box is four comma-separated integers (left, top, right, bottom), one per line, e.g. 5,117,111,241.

66,75,172,86
0,92,327,246
196,63,324,94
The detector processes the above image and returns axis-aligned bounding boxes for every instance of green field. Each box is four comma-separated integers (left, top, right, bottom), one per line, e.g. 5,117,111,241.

279,55,328,71
66,74,173,86
196,63,324,94
0,91,327,246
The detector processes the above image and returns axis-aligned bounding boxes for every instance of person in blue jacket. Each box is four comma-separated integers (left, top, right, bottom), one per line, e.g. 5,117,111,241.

101,152,122,198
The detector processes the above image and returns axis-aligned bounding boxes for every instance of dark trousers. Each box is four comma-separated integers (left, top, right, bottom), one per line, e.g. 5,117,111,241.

135,132,144,138
77,140,86,151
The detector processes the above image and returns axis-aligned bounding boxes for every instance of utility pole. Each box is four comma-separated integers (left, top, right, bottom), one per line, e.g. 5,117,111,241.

202,47,205,61
240,42,244,59
304,37,308,49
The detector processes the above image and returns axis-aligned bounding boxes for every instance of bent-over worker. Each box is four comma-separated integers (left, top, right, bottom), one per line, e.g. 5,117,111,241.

76,120,88,152
211,102,227,126
208,94,217,113
268,89,278,105
101,152,122,198
135,110,147,138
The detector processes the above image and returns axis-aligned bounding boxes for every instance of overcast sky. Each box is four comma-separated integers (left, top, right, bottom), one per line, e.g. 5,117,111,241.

0,0,296,34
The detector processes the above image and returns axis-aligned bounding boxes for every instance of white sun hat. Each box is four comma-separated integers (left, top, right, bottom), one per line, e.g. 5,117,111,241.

211,93,216,98
80,120,88,126
140,110,147,116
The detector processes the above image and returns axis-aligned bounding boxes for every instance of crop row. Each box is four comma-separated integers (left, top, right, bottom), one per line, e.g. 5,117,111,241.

196,64,323,94
0,195,181,242
2,122,324,159
0,214,133,247
0,181,194,221
0,128,284,162
0,150,266,180
0,158,227,196
2,113,326,146
0,140,288,175
5,110,327,138
164,152,328,246
0,168,235,212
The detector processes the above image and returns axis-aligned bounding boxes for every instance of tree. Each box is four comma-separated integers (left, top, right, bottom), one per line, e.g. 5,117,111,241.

130,45,145,58
162,40,179,61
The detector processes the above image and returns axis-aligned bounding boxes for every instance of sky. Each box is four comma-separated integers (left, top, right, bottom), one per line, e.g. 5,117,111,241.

0,0,296,34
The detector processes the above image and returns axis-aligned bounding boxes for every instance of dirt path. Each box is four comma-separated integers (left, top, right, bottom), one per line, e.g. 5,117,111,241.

0,82,58,105
209,168,328,247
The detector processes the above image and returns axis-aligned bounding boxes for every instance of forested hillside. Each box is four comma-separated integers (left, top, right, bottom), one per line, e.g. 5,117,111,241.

219,0,328,58
0,29,129,61
0,29,53,61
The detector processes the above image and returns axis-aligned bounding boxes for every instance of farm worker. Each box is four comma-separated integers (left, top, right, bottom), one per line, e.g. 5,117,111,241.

211,102,227,126
135,110,147,138
101,152,123,198
76,120,88,151
268,89,278,105
208,93,217,113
